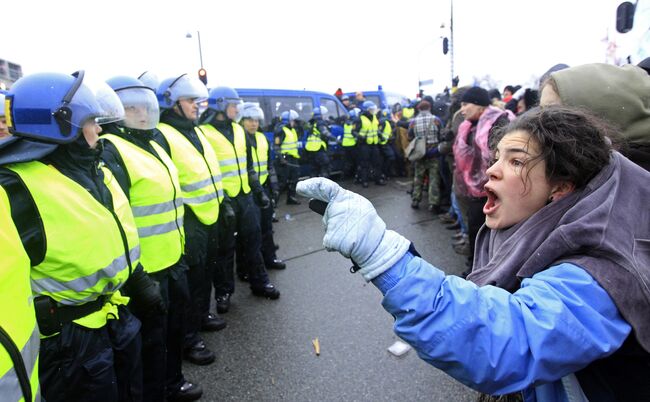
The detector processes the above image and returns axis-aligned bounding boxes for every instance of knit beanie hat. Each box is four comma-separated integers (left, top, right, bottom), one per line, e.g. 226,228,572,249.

461,87,490,106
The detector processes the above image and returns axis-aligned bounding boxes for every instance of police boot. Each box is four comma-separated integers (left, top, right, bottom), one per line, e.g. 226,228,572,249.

183,340,216,366
251,283,281,299
266,259,286,270
168,381,203,402
286,183,301,205
201,312,227,332
215,293,231,314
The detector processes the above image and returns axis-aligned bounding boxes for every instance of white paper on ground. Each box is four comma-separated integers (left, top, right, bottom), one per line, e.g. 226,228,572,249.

387,340,411,357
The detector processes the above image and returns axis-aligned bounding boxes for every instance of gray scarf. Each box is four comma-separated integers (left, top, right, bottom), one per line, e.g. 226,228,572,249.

468,152,650,352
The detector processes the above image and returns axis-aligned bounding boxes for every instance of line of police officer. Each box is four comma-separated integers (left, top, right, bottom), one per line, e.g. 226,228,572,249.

0,71,283,402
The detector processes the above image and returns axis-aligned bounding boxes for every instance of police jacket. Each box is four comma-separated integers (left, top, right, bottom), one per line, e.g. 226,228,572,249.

245,130,278,192
203,117,265,198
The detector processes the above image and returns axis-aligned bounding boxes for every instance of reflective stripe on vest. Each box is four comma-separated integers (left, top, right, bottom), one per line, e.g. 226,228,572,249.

342,123,356,147
379,121,392,145
281,126,300,159
251,131,269,185
0,187,40,402
157,123,222,225
360,115,379,145
6,162,139,326
101,134,185,273
200,122,251,198
305,125,327,152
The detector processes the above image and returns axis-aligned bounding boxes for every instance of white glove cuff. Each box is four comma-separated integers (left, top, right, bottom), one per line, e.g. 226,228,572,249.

358,230,411,282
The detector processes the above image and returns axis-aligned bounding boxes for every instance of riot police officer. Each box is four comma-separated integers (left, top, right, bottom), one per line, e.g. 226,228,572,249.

1,71,162,402
274,110,302,204
355,101,386,187
101,76,202,402
155,74,228,367
341,107,360,180
199,87,280,314
304,106,338,178
238,103,286,273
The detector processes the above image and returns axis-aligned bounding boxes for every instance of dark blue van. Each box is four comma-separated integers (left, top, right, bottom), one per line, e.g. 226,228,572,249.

344,86,410,114
235,88,349,177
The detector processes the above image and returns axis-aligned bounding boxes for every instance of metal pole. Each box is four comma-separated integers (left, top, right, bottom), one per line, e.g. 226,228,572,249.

197,30,204,68
450,0,455,87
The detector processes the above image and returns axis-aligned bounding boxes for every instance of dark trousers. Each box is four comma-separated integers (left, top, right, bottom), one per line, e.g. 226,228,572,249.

182,209,212,348
133,272,167,402
306,149,330,177
40,306,142,402
153,264,190,397
237,184,278,276
380,144,397,177
357,143,382,183
213,193,270,297
342,146,358,179
278,155,300,198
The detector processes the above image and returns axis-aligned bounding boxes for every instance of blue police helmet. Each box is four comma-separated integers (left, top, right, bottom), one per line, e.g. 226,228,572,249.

156,74,208,110
137,71,160,91
348,107,361,119
207,86,242,113
6,71,124,143
312,106,328,119
362,100,377,112
281,109,299,124
107,76,160,130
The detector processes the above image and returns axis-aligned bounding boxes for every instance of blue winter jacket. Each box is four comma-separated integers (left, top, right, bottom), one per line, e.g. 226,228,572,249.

372,253,631,402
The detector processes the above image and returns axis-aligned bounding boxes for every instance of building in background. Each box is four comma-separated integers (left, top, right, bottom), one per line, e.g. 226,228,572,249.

0,58,23,90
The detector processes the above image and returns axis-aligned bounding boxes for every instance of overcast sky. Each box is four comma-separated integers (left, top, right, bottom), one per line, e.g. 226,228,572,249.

3,0,631,97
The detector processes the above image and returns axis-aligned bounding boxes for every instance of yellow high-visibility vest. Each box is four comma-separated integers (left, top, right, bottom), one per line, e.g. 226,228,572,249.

250,131,269,185
102,134,185,273
280,126,300,159
7,161,139,329
0,186,40,402
359,115,379,145
200,122,251,198
342,123,356,147
157,123,223,225
305,125,326,152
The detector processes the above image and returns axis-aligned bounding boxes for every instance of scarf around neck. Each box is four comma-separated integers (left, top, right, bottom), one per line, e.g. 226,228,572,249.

468,152,650,352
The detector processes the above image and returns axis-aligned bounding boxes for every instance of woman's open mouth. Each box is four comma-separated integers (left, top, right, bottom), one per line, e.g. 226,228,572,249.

483,187,500,215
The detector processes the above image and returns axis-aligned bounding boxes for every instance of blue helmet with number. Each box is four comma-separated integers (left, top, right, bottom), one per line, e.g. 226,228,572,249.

6,71,124,144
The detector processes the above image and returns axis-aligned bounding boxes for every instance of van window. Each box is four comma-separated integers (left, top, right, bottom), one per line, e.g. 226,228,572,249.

319,98,344,121
366,95,382,109
385,93,408,110
268,96,313,122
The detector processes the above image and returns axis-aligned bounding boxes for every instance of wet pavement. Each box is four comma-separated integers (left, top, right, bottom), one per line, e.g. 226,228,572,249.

184,178,477,401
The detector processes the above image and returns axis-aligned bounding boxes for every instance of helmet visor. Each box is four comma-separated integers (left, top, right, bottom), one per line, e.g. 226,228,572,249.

62,78,125,128
117,87,160,130
238,102,265,122
170,75,208,103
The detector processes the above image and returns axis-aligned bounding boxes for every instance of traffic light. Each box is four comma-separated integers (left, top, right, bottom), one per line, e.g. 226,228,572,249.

442,37,449,55
198,68,208,85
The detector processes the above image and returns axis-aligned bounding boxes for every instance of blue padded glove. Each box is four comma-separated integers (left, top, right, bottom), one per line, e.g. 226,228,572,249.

296,178,410,281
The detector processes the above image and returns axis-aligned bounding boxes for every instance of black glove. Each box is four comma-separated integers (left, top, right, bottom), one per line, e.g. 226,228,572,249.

254,188,271,209
124,265,166,317
278,154,288,166
221,196,236,228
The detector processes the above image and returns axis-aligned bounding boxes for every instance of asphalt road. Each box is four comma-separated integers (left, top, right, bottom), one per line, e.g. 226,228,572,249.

185,178,477,401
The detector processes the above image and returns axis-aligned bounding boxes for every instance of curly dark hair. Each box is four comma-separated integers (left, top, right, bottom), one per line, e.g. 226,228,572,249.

490,105,618,189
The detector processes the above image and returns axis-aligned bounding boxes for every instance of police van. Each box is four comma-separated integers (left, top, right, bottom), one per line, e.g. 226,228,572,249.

235,88,349,177
344,86,410,114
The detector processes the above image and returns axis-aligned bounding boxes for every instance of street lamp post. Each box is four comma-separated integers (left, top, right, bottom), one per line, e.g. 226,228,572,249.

186,31,204,69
